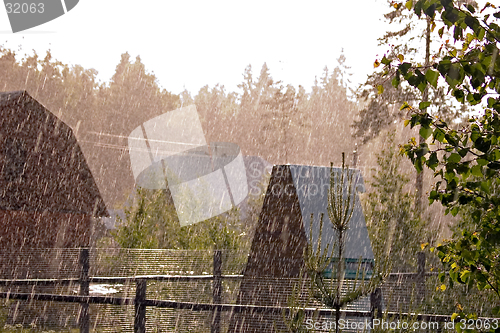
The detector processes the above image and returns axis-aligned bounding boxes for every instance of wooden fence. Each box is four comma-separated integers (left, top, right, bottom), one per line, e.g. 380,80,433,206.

0,249,492,333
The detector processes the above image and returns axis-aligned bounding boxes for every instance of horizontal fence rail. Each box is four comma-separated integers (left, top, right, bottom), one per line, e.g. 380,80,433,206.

0,273,442,286
0,290,477,322
0,274,244,285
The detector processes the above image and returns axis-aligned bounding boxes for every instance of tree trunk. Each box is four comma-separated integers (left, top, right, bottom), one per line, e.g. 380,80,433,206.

415,17,432,211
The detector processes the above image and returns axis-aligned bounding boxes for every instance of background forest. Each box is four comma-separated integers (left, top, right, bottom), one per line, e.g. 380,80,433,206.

0,43,451,268
0,43,448,255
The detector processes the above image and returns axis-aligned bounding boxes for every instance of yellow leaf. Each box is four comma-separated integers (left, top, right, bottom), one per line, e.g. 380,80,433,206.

440,284,446,291
377,85,384,94
421,242,429,250
431,21,436,32
374,60,380,68
399,101,413,111
404,119,410,127
398,54,404,62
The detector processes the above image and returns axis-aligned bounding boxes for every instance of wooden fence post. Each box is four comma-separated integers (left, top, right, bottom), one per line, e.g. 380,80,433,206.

370,287,383,319
417,252,426,277
135,278,147,333
79,248,90,333
352,143,358,168
417,251,426,310
212,250,222,333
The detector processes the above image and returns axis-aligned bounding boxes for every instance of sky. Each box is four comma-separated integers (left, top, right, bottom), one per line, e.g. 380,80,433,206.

0,0,393,95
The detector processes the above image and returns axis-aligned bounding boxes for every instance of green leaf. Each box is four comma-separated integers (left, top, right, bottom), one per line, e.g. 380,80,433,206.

453,89,465,103
419,101,431,109
392,75,400,88
445,133,458,146
414,69,427,93
414,0,423,16
467,92,483,105
448,153,461,163
462,250,473,263
480,181,490,194
438,26,444,38
456,164,469,177
493,306,500,316
477,27,485,40
471,165,482,177
471,127,480,142
405,0,413,10
474,137,491,153
453,25,463,41
487,161,500,170
437,58,452,76
415,156,424,173
443,7,460,24
492,149,500,160
399,62,412,75
381,56,391,66
476,158,488,166
488,97,496,108
458,147,469,157
420,126,433,139
446,63,464,87
424,2,437,18
433,128,446,142
425,69,439,87
427,152,439,170
464,15,479,31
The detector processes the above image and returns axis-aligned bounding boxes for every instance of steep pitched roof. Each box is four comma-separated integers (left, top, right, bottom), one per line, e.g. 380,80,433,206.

0,91,107,216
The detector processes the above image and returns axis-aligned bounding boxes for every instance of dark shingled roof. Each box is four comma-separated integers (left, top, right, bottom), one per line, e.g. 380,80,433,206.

0,91,107,217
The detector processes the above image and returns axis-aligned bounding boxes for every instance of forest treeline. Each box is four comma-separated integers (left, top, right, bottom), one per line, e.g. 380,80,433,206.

0,47,364,207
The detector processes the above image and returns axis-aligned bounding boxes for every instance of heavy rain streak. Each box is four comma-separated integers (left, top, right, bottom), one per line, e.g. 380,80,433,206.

0,0,499,332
